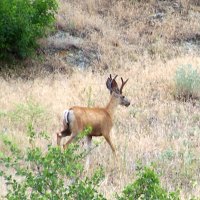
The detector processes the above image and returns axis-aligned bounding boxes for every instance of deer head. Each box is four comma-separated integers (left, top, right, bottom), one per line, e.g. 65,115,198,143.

106,74,130,107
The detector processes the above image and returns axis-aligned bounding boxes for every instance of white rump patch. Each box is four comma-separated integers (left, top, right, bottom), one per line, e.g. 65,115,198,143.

63,110,70,124
63,109,74,127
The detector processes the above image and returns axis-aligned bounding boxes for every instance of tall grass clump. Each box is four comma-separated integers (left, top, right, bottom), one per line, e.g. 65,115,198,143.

0,0,58,59
174,65,200,101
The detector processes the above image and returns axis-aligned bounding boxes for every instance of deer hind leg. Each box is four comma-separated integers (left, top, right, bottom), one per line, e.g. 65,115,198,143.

57,112,72,146
63,133,77,150
63,119,80,150
57,126,71,146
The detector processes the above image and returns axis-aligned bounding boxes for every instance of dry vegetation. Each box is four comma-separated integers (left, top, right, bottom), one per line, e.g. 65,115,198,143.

0,0,200,199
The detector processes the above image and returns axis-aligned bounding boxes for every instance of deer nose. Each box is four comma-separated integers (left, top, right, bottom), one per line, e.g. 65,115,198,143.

126,101,130,107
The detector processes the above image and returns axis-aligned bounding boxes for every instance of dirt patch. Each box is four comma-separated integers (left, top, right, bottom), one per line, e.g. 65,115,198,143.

181,34,200,53
40,31,100,70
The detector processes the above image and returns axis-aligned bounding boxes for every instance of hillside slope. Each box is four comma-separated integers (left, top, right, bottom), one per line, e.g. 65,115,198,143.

0,0,200,199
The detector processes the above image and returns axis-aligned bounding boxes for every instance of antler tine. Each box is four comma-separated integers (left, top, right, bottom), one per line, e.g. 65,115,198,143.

109,74,118,81
113,75,118,80
120,77,129,94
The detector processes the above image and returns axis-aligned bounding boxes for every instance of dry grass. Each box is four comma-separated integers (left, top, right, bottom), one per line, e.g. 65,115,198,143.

0,0,200,199
54,0,200,63
1,56,200,199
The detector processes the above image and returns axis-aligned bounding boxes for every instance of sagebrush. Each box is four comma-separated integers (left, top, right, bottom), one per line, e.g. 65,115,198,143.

174,64,200,101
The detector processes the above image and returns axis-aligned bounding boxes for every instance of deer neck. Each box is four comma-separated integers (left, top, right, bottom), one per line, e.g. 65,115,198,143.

105,94,120,118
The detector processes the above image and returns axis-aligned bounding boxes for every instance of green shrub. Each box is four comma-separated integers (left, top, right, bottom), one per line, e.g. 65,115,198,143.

0,0,58,59
116,166,180,200
174,65,200,101
0,126,106,199
7,100,47,123
0,100,51,145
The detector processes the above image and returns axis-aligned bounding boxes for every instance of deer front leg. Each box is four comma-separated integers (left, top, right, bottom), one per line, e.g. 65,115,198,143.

104,134,119,170
104,134,117,159
85,136,92,171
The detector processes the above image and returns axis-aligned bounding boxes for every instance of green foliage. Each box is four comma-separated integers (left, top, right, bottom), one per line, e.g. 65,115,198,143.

190,198,200,200
0,100,51,137
174,65,200,101
8,100,47,123
67,168,106,200
27,121,49,145
0,127,105,200
160,148,175,161
116,166,180,200
87,86,95,107
0,0,58,59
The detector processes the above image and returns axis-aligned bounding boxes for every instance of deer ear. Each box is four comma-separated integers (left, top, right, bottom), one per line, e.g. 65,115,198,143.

106,77,112,90
106,74,119,94
111,79,119,91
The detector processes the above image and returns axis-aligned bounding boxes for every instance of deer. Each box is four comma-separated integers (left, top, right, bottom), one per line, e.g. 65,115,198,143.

56,74,130,168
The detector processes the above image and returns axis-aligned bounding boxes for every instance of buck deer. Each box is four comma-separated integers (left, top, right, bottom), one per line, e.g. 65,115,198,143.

56,74,130,168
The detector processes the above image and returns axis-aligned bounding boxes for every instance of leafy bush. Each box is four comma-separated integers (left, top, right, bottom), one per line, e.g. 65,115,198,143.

0,126,106,199
174,65,200,101
116,166,180,200
0,0,58,59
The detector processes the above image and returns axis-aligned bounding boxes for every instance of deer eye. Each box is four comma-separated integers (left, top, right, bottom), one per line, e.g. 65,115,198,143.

122,96,125,99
